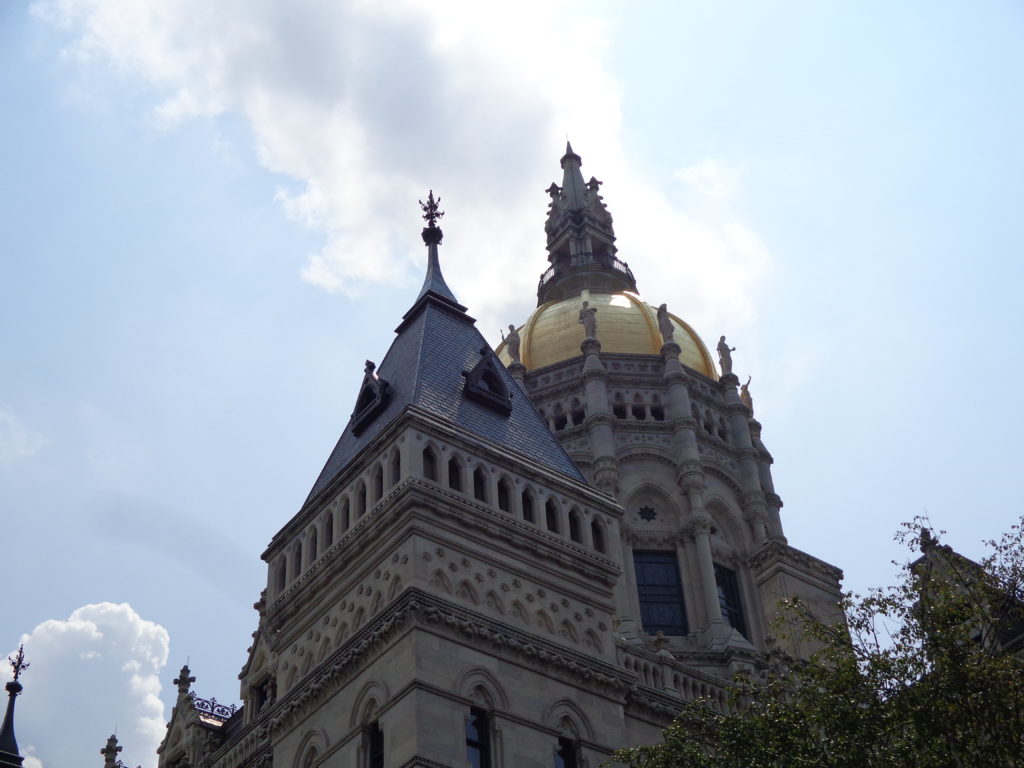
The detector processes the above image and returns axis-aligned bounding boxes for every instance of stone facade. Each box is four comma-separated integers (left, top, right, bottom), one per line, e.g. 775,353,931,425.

154,149,843,768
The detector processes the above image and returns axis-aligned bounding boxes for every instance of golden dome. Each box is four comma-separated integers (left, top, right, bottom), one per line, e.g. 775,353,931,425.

497,290,718,379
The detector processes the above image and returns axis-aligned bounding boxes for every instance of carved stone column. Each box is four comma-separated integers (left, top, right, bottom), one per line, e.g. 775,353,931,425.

721,372,768,544
581,337,619,496
686,490,725,627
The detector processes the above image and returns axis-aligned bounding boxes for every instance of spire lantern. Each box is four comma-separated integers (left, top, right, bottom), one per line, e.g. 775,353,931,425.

539,144,636,305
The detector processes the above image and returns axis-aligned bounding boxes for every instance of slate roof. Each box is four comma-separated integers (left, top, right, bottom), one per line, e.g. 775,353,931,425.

303,242,586,508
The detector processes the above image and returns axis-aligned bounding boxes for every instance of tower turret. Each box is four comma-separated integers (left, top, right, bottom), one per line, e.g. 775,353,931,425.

539,143,637,303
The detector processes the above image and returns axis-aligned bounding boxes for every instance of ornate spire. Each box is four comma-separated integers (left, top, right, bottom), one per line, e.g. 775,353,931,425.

539,144,634,305
173,663,195,698
0,646,28,768
404,191,465,322
101,734,122,768
560,142,587,212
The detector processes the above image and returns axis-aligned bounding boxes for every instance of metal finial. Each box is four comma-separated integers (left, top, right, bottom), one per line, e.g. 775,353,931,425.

8,645,28,682
419,190,444,229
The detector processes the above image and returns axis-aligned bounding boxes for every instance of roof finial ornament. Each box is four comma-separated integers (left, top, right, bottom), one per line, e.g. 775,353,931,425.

419,190,444,245
7,648,27,684
1,645,28,767
173,663,195,698
101,734,122,768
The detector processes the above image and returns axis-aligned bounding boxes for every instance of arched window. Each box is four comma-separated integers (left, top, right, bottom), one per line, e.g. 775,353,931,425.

714,564,747,638
650,395,665,422
591,520,605,553
612,393,627,420
570,399,585,426
373,465,384,501
291,544,302,578
631,394,646,420
357,482,367,517
473,467,487,502
341,499,351,531
521,490,535,523
423,447,438,481
553,403,568,431
568,511,582,543
275,559,286,592
324,514,334,547
465,707,492,768
545,499,560,533
390,450,401,487
634,550,688,635
308,528,318,562
448,456,463,491
497,478,511,512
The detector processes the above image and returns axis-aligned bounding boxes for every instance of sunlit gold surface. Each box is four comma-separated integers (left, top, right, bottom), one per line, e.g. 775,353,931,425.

496,291,717,379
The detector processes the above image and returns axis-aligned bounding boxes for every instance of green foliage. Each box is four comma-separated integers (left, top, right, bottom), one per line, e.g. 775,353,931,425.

612,519,1024,768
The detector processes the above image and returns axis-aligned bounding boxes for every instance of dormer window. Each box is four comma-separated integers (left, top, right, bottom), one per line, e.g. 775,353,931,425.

350,360,391,436
462,347,513,415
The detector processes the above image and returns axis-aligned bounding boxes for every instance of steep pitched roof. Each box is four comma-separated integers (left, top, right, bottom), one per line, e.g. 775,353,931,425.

303,232,585,508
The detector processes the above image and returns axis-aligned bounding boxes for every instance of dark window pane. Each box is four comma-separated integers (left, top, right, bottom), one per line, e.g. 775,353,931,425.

714,564,747,638
466,707,491,768
634,551,688,635
555,737,577,768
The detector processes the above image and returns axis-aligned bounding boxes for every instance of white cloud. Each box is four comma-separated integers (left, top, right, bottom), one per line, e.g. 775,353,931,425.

7,603,170,768
676,158,741,200
30,0,772,339
0,407,45,466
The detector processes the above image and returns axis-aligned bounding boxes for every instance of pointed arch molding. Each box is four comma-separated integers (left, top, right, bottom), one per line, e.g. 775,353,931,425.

293,729,328,768
703,494,748,550
349,679,391,729
456,667,510,710
542,698,595,740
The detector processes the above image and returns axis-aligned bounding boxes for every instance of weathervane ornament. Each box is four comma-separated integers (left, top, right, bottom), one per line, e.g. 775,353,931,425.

419,190,444,245
8,645,28,683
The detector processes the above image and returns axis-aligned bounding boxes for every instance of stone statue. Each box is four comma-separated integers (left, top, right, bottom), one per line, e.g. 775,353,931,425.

717,335,735,375
656,303,675,343
501,324,522,364
740,376,753,414
579,301,598,338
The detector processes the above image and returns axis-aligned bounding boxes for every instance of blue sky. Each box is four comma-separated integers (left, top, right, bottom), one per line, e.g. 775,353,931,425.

2,2,1023,766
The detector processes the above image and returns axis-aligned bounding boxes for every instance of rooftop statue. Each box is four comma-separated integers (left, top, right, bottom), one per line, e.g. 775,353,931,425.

579,300,598,339
740,376,753,414
717,335,735,375
501,324,522,364
657,304,675,343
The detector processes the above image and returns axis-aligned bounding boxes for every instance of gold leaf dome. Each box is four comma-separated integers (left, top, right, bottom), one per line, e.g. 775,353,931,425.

497,290,718,379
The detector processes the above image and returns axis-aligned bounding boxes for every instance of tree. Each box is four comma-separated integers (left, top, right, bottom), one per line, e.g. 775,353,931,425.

613,519,1024,768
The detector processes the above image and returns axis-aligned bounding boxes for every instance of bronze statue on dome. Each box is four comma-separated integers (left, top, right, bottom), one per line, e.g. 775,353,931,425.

717,335,735,375
740,376,753,414
501,324,522,364
656,304,675,343
579,301,598,339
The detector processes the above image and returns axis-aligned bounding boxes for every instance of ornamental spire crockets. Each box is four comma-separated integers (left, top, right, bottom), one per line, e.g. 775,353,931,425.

539,143,636,305
0,645,28,768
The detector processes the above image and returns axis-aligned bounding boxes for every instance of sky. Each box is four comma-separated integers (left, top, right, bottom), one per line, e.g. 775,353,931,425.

2,1,1023,766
